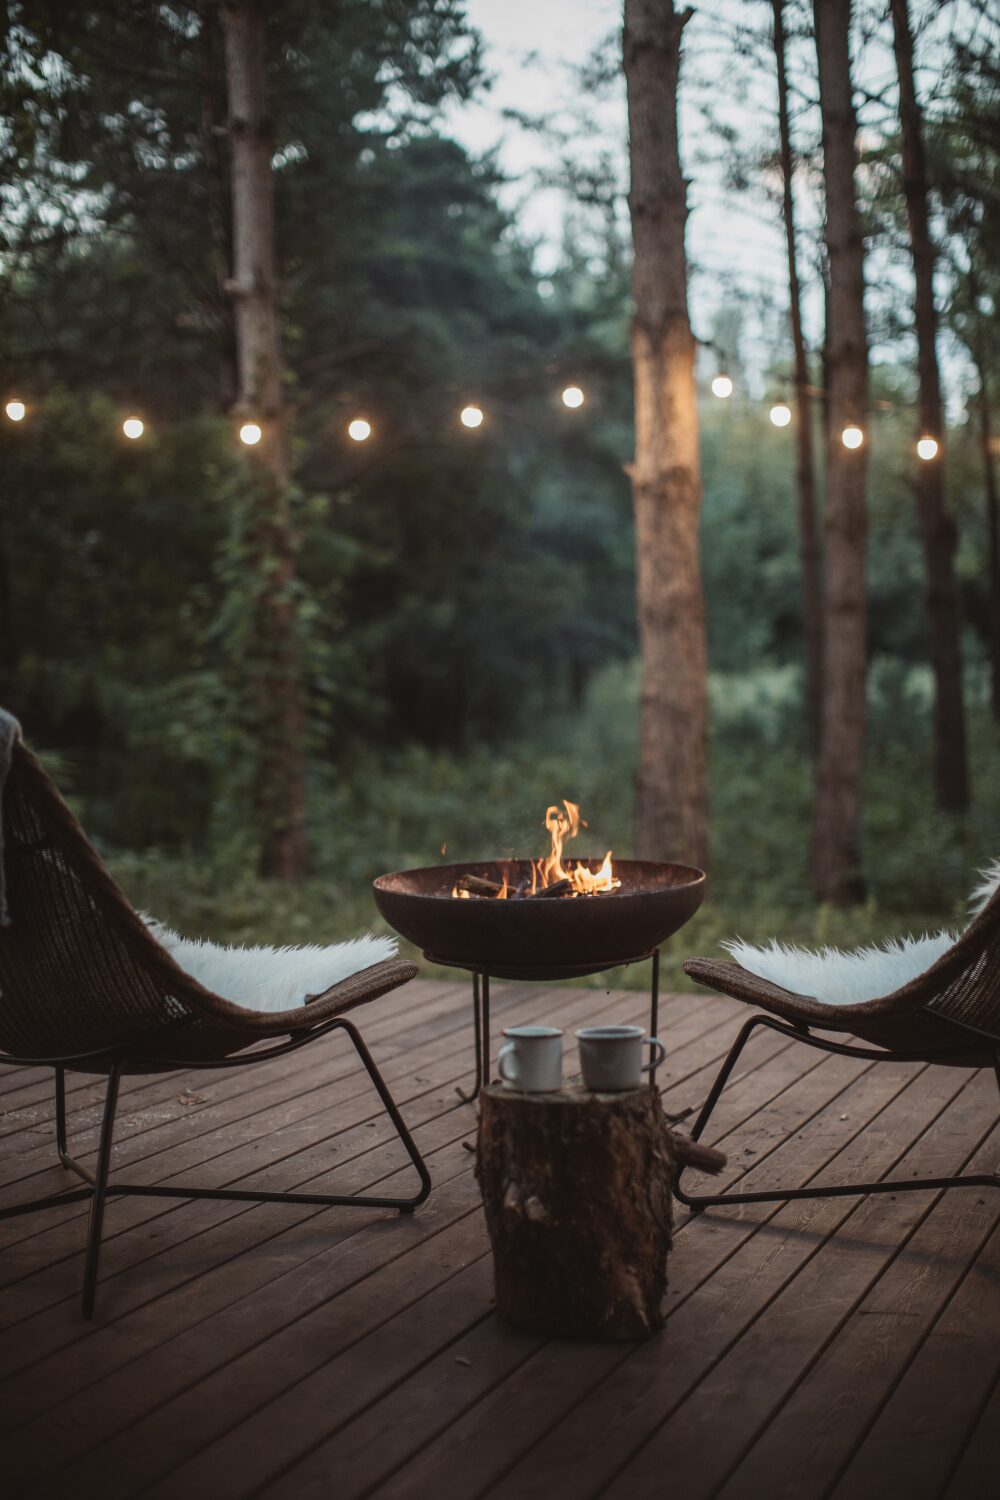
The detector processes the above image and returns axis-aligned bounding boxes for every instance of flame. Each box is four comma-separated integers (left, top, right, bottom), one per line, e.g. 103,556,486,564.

451,799,618,898
536,800,618,895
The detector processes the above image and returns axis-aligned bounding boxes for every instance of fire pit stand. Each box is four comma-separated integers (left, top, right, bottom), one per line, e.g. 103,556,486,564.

423,948,660,1104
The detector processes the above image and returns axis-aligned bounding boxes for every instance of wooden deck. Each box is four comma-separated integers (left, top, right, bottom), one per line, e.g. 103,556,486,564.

1,977,997,1500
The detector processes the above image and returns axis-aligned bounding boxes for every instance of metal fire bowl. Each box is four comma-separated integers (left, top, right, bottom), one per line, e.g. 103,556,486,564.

373,859,706,980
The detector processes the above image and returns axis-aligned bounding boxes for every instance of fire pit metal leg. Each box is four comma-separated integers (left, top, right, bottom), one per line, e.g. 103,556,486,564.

455,972,484,1104
649,948,660,1083
481,971,491,1087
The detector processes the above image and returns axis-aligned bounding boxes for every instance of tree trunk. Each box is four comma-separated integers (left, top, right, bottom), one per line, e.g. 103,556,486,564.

974,357,1000,722
810,0,869,905
773,0,823,758
890,0,968,813
200,11,238,407
220,0,307,882
624,0,709,870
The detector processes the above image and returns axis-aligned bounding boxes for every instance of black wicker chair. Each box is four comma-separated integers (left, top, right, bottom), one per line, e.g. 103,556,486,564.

0,740,430,1316
678,890,1000,1210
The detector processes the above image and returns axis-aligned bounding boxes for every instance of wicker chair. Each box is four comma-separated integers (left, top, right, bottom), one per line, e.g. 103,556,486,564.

677,889,1000,1210
0,740,431,1316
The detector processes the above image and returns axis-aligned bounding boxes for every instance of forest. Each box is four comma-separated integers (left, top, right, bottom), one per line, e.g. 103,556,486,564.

1,0,998,989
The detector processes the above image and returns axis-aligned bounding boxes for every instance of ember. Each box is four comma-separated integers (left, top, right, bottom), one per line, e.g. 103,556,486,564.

452,800,620,901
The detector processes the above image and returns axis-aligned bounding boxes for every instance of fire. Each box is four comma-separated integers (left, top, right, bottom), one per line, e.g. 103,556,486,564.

451,799,619,899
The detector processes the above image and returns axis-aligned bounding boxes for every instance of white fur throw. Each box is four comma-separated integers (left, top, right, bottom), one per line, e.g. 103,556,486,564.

722,857,1000,1007
144,917,397,1014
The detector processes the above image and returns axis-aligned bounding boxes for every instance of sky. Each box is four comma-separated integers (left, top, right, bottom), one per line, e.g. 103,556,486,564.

446,0,815,390
443,0,983,412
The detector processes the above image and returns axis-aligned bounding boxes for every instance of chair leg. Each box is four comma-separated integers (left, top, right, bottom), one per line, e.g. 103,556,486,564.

81,1063,122,1319
55,1066,67,1158
673,1017,1000,1212
338,1019,432,1211
8,1021,432,1318
54,1066,95,1185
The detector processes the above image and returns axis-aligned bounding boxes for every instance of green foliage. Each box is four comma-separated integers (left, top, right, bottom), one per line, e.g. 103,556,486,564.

106,662,1000,994
2,0,998,964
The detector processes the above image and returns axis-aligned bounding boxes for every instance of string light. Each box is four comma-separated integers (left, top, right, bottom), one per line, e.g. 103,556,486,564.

3,382,947,452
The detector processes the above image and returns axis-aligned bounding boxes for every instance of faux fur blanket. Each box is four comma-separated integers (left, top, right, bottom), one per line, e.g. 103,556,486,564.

722,857,1000,1007
144,917,398,1014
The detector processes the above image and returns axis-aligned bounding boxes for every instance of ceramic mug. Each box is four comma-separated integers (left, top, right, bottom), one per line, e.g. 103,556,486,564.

576,1024,665,1091
497,1025,563,1093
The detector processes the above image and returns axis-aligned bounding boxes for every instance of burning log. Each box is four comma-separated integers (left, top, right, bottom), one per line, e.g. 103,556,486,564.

454,873,505,898
528,878,573,900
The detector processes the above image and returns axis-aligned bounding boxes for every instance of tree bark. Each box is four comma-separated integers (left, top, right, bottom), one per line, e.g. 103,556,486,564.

477,1085,676,1340
624,0,709,870
973,356,1000,722
810,0,869,905
890,0,968,813
220,0,307,882
773,0,823,758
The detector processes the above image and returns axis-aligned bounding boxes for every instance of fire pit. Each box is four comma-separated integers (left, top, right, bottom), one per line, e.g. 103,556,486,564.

373,801,706,1101
373,858,704,979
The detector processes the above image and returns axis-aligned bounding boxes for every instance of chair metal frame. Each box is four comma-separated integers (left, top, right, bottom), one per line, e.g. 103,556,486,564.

1,1015,431,1318
674,1011,1000,1211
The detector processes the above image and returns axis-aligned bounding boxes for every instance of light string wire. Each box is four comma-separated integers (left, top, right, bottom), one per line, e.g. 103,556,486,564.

1,375,945,459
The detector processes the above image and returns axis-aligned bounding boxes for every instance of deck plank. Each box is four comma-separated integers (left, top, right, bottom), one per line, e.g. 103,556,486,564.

599,1074,1000,1500
944,1369,1000,1499
78,1001,764,1500
1,990,736,1494
0,978,994,1500
826,1213,1000,1500
0,982,634,1400
233,1030,859,1497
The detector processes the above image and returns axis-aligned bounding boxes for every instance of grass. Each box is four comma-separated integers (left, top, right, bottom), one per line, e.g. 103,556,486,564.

105,661,1000,994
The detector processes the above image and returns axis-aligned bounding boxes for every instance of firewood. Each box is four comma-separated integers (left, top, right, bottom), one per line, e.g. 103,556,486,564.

667,1131,726,1175
529,878,573,900
454,873,503,897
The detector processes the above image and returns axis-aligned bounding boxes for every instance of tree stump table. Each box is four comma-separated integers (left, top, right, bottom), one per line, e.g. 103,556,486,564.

476,1083,725,1341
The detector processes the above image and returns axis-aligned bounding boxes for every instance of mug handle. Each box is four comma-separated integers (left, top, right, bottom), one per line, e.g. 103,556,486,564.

641,1037,666,1073
497,1042,520,1087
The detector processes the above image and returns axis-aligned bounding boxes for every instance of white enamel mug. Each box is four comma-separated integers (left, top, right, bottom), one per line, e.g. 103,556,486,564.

576,1024,665,1092
497,1025,563,1093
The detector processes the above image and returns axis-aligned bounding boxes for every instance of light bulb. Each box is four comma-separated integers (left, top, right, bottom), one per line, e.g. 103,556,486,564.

769,403,792,428
711,375,733,399
561,385,585,409
460,405,484,429
122,417,144,440
348,418,372,442
4,400,26,422
841,425,864,450
916,435,939,461
239,421,263,446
